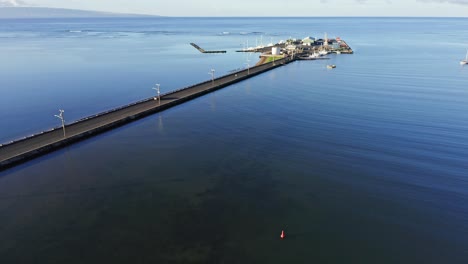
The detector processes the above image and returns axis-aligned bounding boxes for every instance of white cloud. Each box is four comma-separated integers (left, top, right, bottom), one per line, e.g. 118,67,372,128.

0,0,29,7
418,0,468,4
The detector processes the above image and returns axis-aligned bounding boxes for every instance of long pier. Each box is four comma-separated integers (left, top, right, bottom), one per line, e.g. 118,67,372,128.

190,43,227,54
0,56,295,171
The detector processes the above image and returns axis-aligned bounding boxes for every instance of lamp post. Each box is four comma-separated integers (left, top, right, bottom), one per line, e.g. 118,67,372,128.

209,68,215,85
54,109,66,138
153,84,161,102
245,59,250,75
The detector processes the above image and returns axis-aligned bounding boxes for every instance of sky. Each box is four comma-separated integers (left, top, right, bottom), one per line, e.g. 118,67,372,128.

8,0,468,17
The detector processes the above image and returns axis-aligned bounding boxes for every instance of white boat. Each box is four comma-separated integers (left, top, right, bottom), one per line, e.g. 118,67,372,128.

319,50,328,56
309,52,320,58
327,64,336,69
460,50,468,65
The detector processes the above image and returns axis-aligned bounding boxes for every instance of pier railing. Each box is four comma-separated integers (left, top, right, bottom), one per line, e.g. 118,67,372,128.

0,56,294,168
1,56,293,149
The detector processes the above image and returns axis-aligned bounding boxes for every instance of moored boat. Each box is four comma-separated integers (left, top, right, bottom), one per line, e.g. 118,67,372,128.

309,52,320,58
319,50,328,56
460,50,468,65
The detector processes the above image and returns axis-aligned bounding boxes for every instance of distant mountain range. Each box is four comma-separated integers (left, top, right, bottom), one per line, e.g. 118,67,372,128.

0,6,157,19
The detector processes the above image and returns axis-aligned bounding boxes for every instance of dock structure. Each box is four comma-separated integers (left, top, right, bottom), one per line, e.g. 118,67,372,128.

0,36,354,171
190,43,227,54
236,45,285,53
297,57,330,61
0,56,294,171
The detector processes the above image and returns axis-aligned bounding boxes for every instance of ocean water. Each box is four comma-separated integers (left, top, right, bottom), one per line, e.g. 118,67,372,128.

1,17,468,263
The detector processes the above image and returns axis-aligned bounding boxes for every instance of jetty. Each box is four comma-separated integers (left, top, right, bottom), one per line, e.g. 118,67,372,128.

297,56,330,61
236,45,285,53
1,34,354,171
190,43,227,54
0,56,294,171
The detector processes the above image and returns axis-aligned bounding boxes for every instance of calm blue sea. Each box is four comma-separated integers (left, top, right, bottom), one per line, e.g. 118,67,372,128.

0,17,468,263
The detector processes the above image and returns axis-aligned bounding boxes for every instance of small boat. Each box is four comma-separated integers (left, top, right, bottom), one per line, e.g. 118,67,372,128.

461,50,468,65
309,52,320,58
319,50,328,56
336,51,341,54
327,64,336,69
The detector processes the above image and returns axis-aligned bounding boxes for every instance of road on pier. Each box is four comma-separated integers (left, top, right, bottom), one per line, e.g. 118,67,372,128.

0,57,294,170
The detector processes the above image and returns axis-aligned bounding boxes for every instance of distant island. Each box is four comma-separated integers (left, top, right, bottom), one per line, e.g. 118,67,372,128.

0,7,158,19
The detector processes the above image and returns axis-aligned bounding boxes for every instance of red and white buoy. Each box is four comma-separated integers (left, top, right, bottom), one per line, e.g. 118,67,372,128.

280,230,285,239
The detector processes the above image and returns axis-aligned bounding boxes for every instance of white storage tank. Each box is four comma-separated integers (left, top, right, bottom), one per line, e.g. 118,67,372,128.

272,47,280,55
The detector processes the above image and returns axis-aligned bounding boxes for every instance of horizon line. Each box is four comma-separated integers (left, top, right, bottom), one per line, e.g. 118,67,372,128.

1,7,468,19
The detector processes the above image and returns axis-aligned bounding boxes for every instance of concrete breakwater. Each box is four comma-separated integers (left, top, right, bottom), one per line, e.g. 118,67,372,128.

190,43,227,53
0,56,294,171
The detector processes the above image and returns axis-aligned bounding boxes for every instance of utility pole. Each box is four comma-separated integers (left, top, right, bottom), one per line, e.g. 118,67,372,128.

209,69,215,85
54,109,66,138
153,84,161,103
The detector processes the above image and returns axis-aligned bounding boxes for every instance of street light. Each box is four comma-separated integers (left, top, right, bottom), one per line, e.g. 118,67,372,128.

209,68,215,85
245,59,250,75
54,109,66,138
153,84,161,102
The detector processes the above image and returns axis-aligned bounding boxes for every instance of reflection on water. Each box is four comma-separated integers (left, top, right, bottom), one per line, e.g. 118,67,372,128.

156,114,165,134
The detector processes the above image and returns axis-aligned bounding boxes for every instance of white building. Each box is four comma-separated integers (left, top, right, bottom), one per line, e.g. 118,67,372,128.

302,36,315,46
272,47,281,55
